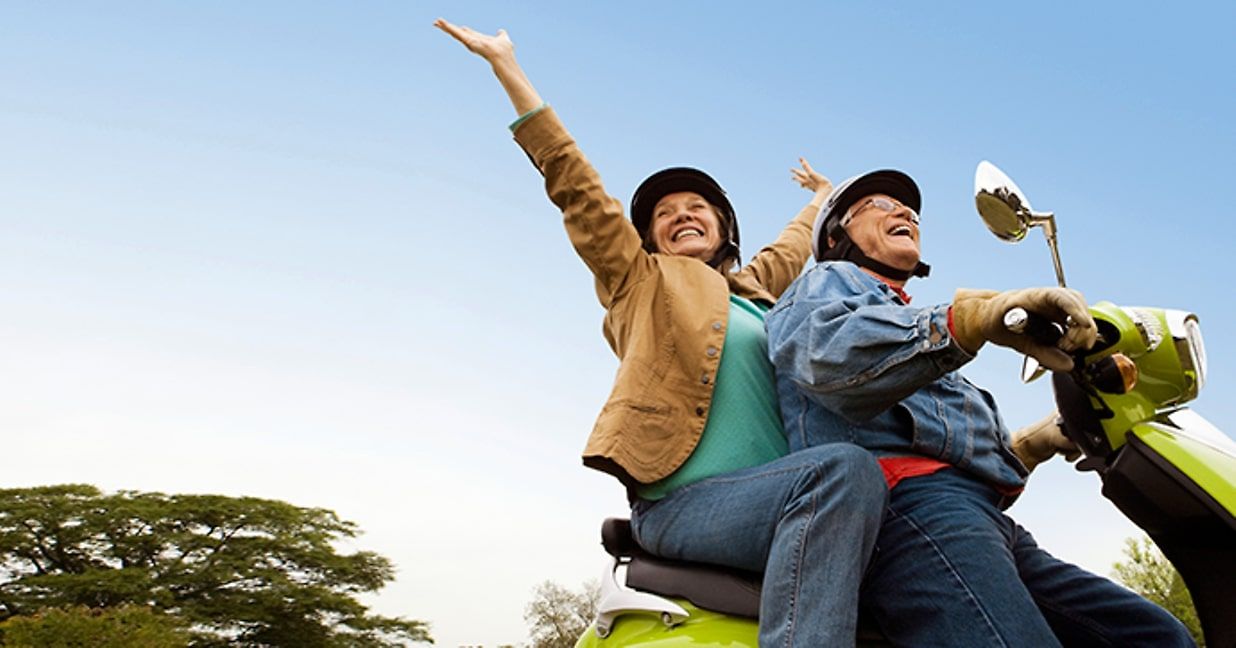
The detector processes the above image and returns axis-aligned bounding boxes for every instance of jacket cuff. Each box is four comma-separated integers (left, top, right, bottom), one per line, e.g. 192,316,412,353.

512,106,573,170
921,304,972,371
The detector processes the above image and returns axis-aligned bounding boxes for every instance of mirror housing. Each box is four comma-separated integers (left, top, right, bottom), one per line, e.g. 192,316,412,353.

975,160,1034,242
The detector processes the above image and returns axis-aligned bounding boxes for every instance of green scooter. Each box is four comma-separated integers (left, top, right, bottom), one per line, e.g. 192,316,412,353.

574,162,1236,647
976,160,1236,647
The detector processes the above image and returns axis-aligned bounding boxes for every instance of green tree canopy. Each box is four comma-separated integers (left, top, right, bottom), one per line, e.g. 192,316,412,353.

0,604,189,647
0,484,432,647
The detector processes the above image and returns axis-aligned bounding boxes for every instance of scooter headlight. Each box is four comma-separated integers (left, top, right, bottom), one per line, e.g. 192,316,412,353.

1166,310,1206,395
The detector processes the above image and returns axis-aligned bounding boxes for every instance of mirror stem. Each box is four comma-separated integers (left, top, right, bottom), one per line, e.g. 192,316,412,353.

1034,212,1067,288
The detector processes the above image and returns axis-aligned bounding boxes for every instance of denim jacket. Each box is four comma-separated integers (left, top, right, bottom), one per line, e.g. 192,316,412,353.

765,261,1029,494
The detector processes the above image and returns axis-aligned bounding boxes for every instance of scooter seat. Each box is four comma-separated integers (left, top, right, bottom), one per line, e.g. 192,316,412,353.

600,517,888,644
601,517,762,618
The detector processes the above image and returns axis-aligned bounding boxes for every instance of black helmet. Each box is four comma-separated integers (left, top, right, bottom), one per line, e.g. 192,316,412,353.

630,167,739,267
812,169,930,280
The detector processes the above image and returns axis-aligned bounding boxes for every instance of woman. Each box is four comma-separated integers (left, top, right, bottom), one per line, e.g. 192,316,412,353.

436,19,887,646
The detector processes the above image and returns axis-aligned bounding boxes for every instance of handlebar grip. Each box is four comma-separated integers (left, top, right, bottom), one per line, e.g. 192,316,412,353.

1003,307,1065,345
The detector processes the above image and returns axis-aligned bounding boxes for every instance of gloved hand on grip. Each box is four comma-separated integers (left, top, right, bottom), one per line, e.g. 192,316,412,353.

1012,412,1082,473
951,287,1097,372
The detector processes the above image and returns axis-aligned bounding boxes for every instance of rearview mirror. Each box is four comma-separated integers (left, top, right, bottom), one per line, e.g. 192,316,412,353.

973,160,1068,288
975,160,1033,242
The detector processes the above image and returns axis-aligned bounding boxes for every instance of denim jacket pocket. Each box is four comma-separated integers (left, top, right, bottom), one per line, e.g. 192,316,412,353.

892,402,942,460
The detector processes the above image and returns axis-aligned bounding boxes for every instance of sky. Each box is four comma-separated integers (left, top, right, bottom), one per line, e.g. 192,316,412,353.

2,2,1235,646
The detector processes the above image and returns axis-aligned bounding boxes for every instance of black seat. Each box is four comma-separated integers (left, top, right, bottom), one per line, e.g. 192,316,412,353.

600,518,889,644
602,517,763,618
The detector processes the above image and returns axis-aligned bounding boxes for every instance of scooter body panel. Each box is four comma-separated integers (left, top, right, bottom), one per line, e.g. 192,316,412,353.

1101,424,1236,646
1132,418,1236,519
575,599,758,647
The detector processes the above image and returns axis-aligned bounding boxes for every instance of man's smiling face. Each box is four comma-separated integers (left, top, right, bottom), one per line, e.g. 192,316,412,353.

840,193,921,272
649,191,725,261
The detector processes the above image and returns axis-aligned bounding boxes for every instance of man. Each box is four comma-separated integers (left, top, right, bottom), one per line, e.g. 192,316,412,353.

765,169,1194,646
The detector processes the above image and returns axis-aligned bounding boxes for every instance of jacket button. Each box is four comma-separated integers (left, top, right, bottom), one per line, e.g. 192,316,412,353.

706,346,718,357
695,406,705,416
712,321,722,331
701,374,710,384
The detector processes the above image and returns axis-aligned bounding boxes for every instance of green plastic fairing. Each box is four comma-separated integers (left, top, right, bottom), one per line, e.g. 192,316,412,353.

575,599,757,647
1131,422,1236,518
1085,302,1196,450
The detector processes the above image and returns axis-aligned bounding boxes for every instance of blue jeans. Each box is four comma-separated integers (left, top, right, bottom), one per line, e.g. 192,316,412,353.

862,468,1194,647
630,443,887,647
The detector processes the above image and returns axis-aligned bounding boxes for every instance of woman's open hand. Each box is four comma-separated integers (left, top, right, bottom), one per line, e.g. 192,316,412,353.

434,18,515,65
433,19,543,122
791,157,831,194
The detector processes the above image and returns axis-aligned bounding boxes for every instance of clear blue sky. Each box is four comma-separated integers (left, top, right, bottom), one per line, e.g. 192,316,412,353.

3,2,1234,646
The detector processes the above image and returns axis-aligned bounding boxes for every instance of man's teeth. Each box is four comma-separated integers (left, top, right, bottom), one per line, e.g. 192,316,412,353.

674,229,703,241
889,225,912,236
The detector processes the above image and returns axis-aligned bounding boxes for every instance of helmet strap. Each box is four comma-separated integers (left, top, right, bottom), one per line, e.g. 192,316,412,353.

706,213,740,271
821,229,930,280
708,238,739,271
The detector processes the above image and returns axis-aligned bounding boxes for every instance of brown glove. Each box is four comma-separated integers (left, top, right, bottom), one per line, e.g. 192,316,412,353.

1012,412,1082,472
951,287,1097,372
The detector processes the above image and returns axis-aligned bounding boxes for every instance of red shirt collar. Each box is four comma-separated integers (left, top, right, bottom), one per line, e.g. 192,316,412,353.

858,267,913,303
883,281,912,304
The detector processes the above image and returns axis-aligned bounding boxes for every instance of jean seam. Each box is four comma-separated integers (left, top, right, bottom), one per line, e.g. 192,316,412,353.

886,505,1009,648
1032,595,1115,647
784,467,817,648
1016,529,1116,647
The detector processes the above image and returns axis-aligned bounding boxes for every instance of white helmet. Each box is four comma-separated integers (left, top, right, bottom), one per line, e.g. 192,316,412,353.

812,168,921,261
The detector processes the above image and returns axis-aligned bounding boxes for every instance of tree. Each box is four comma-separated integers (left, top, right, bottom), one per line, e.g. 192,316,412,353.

1111,536,1203,645
0,484,433,647
0,604,189,647
523,580,598,648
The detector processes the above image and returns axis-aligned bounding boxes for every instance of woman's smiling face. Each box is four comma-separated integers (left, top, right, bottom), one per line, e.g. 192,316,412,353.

649,191,725,261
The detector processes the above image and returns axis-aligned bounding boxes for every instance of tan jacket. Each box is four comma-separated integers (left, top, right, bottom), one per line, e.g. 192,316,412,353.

515,108,818,488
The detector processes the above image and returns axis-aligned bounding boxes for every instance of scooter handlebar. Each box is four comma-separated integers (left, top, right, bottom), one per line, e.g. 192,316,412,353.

1004,307,1065,346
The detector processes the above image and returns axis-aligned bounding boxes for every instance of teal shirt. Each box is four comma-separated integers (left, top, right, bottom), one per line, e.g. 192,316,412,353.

638,295,789,500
